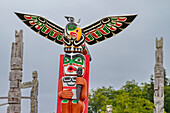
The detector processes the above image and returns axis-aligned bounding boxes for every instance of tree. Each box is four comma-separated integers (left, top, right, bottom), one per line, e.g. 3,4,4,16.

88,86,115,112
89,80,154,113
112,90,154,113
164,86,170,113
88,72,170,113
164,69,169,86
121,80,142,97
142,75,154,103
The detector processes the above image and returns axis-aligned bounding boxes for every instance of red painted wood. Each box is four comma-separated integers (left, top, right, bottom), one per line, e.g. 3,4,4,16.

56,54,90,113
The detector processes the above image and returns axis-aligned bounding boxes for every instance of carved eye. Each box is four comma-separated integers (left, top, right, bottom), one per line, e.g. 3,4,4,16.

64,57,70,64
76,29,79,33
75,58,82,63
67,25,76,31
70,26,73,30
65,58,69,62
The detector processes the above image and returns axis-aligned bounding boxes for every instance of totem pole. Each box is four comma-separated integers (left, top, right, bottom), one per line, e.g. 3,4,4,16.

30,71,39,113
154,37,164,113
0,30,39,112
7,30,23,113
15,12,137,113
21,71,39,113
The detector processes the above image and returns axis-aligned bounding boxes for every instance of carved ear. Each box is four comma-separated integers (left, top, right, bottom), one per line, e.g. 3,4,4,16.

161,37,163,42
156,37,158,44
161,37,163,46
77,18,81,23
19,30,23,42
15,30,19,37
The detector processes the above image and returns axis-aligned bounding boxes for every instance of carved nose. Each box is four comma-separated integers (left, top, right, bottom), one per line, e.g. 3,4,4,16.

67,66,76,72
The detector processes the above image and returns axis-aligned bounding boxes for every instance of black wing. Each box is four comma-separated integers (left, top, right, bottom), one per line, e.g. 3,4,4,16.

15,12,64,45
82,15,137,45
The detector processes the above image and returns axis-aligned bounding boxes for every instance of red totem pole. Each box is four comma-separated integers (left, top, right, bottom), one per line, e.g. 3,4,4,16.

57,54,90,113
15,12,137,113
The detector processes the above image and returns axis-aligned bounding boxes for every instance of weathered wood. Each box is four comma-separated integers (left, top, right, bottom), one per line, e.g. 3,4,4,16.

5,30,39,113
21,97,31,99
7,30,23,113
154,37,164,113
30,71,39,113
21,82,32,89
0,97,8,99
0,103,8,106
21,71,39,113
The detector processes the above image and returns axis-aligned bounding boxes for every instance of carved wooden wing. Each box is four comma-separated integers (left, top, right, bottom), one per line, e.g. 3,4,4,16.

82,15,137,45
15,12,64,45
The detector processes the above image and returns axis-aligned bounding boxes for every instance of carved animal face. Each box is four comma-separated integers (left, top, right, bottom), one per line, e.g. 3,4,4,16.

65,23,82,42
63,53,85,76
156,38,163,49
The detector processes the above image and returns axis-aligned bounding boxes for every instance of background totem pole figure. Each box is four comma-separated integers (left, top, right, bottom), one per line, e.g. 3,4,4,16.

21,71,39,113
154,37,164,113
7,30,23,113
30,71,39,113
15,12,137,113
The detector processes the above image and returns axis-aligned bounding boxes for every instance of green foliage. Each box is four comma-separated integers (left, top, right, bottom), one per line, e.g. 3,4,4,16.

141,75,154,103
164,86,170,113
88,86,115,112
89,80,154,113
112,90,153,113
88,69,170,113
164,69,169,86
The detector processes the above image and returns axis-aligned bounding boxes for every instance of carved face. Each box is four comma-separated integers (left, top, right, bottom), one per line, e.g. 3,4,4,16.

65,23,82,41
156,38,163,49
11,57,22,69
63,53,85,76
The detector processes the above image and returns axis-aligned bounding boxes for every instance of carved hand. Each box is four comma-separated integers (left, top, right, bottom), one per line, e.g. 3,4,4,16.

76,77,86,86
59,89,73,99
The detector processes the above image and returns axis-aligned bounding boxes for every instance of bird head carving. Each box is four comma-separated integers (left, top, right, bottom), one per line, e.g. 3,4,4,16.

64,16,82,42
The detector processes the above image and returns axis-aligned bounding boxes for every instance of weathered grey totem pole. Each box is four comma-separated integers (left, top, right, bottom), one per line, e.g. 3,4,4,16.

7,30,23,113
21,71,39,113
154,37,164,113
4,30,39,113
30,71,39,113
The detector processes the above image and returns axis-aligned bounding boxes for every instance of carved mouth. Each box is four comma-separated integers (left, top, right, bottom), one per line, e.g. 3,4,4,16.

67,82,76,86
67,66,77,72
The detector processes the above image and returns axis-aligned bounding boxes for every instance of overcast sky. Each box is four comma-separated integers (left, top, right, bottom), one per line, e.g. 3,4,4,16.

0,0,170,113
